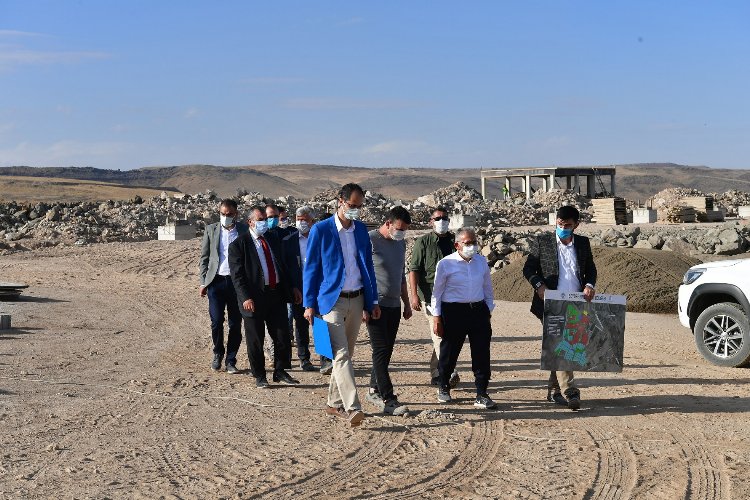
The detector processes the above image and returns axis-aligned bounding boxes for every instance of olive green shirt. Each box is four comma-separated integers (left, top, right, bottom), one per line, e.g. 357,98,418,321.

408,231,455,303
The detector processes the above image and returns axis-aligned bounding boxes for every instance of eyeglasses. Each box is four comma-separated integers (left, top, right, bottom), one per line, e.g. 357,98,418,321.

431,216,449,221
462,240,478,246
343,201,364,209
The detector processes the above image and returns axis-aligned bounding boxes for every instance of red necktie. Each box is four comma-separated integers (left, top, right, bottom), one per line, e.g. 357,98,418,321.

259,237,277,288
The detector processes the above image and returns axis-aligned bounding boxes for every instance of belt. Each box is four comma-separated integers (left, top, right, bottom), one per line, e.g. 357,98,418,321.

340,288,364,298
444,301,486,308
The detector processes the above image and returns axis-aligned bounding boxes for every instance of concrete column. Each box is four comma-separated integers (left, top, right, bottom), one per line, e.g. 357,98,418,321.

566,176,572,189
525,175,531,200
481,175,487,199
575,174,580,194
542,177,548,192
549,174,555,191
587,175,595,198
505,177,511,200
610,175,616,196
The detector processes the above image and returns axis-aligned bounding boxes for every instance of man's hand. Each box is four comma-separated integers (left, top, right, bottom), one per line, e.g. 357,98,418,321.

410,296,422,312
403,305,413,320
362,310,370,323
583,285,595,302
292,288,302,305
371,305,381,320
304,307,315,325
242,299,255,312
433,316,443,338
536,284,547,300
199,286,207,298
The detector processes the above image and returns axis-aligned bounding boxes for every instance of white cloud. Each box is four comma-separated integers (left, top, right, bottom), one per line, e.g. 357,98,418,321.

0,46,110,69
363,140,440,156
0,140,131,167
284,98,422,110
0,30,46,38
240,77,305,85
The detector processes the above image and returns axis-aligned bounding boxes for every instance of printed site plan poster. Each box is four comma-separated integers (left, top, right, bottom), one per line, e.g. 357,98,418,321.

541,290,626,372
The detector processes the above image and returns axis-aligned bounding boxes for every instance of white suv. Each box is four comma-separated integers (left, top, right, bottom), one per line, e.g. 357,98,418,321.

678,259,750,367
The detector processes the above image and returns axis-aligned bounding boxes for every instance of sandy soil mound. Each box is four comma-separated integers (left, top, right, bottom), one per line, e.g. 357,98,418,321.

492,247,701,313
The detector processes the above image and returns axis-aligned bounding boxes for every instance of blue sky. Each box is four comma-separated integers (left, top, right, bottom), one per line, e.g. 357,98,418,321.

1,1,748,170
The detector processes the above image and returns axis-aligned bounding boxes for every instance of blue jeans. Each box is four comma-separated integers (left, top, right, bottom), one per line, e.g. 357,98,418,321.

207,275,242,363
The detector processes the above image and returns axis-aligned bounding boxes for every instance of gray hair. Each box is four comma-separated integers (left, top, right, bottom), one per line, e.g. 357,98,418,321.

456,227,476,240
296,205,316,218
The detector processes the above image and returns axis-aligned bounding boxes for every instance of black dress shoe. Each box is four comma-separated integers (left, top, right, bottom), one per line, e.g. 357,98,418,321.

255,377,269,389
300,361,317,372
273,371,300,385
567,395,581,411
211,354,222,372
547,392,568,407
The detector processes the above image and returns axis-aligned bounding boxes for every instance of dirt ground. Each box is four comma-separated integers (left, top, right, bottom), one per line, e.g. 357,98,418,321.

2,240,750,499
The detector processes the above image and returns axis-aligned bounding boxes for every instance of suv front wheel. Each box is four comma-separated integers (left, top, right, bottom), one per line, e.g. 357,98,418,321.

694,302,750,367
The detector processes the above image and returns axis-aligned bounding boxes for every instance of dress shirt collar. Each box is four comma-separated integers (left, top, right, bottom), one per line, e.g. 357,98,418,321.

556,233,575,248
334,213,355,233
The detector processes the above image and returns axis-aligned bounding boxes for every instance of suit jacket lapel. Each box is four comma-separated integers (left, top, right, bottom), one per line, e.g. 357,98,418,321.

329,216,344,255
213,224,221,254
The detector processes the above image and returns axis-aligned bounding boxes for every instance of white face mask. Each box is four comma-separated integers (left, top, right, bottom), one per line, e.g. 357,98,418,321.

390,228,406,241
279,218,290,229
220,215,235,228
296,220,310,233
461,244,477,259
344,208,360,221
434,220,449,234
253,220,268,236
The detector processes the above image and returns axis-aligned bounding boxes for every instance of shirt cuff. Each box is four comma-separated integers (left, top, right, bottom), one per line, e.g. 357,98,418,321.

584,283,595,289
372,300,378,305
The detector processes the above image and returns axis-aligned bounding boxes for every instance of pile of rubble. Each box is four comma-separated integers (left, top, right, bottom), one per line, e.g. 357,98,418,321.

649,187,706,210
711,190,750,217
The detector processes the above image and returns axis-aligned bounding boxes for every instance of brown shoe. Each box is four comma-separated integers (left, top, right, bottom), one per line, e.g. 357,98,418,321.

347,409,365,427
325,405,344,417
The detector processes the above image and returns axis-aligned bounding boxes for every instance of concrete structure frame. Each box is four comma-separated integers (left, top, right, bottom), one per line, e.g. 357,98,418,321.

480,167,616,200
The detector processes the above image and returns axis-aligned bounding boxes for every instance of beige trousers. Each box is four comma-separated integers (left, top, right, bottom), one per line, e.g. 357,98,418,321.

423,302,444,378
323,294,364,411
548,371,579,397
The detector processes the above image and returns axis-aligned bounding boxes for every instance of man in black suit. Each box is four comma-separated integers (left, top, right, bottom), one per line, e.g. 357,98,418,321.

229,205,300,388
522,205,597,410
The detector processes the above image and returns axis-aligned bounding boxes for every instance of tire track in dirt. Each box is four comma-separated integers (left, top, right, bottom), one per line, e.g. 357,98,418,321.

369,419,504,499
584,424,637,500
253,426,408,498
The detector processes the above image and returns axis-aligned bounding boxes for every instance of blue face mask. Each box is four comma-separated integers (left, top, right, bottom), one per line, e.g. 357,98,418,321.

267,217,279,229
556,226,574,239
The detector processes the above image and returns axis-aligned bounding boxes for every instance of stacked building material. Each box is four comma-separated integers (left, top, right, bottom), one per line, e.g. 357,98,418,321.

591,197,628,225
663,206,697,223
682,196,724,222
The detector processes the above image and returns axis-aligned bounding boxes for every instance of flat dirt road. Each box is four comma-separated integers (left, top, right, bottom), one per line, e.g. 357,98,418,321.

2,240,749,499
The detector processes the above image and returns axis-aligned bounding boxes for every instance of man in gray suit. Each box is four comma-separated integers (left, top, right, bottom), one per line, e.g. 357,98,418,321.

199,199,248,373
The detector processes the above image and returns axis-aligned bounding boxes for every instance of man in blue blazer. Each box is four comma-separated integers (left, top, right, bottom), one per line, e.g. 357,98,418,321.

303,183,380,428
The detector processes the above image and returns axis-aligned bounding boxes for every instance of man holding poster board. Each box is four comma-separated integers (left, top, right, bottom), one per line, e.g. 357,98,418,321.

523,206,597,411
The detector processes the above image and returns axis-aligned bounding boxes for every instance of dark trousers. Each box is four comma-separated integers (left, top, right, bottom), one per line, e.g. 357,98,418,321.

438,301,492,395
291,302,311,363
242,289,291,378
366,305,401,401
207,274,242,362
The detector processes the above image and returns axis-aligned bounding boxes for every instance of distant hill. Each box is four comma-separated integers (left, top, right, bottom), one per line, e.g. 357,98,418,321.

2,163,750,202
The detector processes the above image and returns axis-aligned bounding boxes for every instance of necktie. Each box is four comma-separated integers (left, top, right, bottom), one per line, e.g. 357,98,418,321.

259,237,277,288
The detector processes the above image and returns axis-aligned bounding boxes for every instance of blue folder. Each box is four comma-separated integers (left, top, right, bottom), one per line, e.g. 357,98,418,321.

311,318,334,359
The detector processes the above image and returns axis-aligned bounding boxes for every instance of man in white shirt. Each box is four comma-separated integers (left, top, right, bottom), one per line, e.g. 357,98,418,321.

198,199,248,374
431,228,497,410
522,205,597,411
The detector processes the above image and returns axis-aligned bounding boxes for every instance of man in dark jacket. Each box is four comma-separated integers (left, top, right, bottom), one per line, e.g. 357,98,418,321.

229,205,300,388
522,205,597,410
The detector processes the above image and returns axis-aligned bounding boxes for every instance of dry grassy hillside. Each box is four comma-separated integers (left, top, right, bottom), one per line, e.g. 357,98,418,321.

3,163,750,202
0,175,176,203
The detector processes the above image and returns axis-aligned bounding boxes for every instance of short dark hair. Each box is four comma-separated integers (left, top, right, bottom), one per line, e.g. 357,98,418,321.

265,203,280,212
556,205,580,222
386,206,412,225
248,205,265,220
339,183,365,200
278,206,287,214
432,206,448,217
220,199,238,210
